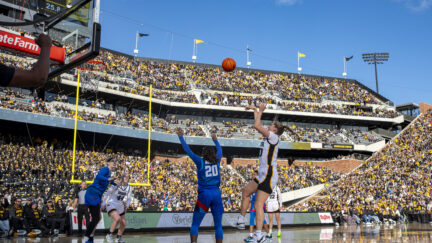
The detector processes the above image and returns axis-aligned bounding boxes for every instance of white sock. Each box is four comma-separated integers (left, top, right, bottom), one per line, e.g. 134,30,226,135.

269,230,272,234
256,230,262,237
249,232,254,237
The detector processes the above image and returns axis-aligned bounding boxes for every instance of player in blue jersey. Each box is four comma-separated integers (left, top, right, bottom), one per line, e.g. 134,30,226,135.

83,158,117,243
177,128,223,243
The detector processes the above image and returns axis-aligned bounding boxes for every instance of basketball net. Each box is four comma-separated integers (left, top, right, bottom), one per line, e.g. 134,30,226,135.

76,60,106,93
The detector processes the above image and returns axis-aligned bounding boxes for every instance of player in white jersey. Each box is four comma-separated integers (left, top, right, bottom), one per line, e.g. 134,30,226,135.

266,185,282,239
102,174,132,243
235,103,298,243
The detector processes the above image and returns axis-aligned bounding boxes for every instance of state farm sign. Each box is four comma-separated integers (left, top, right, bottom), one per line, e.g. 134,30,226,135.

0,29,65,64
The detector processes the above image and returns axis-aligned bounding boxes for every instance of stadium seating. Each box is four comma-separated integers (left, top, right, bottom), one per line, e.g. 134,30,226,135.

292,109,432,222
0,49,401,118
0,87,384,144
0,134,343,212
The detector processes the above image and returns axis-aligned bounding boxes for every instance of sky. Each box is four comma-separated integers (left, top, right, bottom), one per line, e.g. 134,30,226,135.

99,0,432,106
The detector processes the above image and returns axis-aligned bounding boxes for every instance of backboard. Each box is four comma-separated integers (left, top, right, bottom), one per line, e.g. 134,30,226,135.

44,0,101,79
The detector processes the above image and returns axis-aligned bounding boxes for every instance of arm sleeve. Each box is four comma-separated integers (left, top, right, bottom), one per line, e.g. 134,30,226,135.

0,63,15,87
125,186,133,208
179,136,202,166
101,185,115,207
95,167,110,182
213,139,222,161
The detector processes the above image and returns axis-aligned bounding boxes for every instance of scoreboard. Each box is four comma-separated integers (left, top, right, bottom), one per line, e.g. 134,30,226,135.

2,0,89,27
2,0,72,16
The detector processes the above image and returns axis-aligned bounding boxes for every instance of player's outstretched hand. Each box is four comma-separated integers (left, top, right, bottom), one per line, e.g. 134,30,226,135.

176,128,184,136
211,132,217,140
108,177,116,182
258,102,267,112
35,34,52,49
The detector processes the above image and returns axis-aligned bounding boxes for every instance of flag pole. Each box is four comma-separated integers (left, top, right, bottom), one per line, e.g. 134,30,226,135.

134,31,139,57
246,44,251,68
343,57,347,77
297,51,300,74
192,39,196,63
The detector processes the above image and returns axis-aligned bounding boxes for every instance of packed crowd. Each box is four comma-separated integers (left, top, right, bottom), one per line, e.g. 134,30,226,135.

1,87,385,144
233,163,342,193
293,110,432,224
0,133,347,216
1,48,402,119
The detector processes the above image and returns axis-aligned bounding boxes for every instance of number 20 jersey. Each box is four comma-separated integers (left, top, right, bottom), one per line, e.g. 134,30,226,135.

197,160,221,189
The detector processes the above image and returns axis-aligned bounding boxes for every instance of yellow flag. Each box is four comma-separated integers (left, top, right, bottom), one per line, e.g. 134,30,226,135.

298,52,306,58
195,39,205,44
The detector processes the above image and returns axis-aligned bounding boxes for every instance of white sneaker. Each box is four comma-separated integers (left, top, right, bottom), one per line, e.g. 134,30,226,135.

106,234,114,242
236,215,246,230
116,236,125,243
252,233,267,243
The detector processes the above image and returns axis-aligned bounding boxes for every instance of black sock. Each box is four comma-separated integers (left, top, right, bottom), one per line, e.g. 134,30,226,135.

117,234,122,238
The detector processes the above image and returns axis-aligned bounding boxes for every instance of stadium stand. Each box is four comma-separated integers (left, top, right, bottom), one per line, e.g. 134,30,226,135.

0,87,384,144
292,109,432,224
0,134,345,213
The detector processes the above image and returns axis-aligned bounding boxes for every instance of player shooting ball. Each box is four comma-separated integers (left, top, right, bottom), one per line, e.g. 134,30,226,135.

235,102,298,243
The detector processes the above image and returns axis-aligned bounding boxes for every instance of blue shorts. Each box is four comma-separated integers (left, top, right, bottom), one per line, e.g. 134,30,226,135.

250,211,267,226
196,187,224,215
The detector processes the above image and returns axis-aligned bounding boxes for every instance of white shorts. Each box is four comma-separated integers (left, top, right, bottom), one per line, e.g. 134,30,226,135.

107,201,125,215
267,201,280,213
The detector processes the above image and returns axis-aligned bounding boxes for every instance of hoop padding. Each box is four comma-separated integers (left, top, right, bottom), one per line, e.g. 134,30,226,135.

76,60,106,71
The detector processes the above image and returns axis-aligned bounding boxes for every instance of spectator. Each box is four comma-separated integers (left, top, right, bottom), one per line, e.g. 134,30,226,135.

9,198,24,233
0,197,10,236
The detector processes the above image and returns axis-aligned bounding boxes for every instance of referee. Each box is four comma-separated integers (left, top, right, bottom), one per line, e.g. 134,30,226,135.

73,181,90,236
0,33,51,88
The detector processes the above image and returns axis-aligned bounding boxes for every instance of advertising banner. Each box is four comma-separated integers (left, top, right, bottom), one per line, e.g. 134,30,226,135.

318,212,334,223
0,29,65,63
71,212,104,230
71,212,332,231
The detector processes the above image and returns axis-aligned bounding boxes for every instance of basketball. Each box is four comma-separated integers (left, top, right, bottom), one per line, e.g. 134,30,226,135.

222,58,236,72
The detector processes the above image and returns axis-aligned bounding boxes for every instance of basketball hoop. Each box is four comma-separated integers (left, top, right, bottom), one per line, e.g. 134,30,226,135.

76,60,106,93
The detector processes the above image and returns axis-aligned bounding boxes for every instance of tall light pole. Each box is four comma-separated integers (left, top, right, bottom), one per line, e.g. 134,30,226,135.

362,52,389,94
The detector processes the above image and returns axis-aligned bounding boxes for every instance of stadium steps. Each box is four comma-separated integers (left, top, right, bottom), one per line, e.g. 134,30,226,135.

281,184,325,204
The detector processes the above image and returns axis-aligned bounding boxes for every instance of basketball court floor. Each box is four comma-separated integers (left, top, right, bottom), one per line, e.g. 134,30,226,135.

5,223,432,242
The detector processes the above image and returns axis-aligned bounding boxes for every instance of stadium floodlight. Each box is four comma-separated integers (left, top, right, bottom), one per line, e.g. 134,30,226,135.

362,52,389,94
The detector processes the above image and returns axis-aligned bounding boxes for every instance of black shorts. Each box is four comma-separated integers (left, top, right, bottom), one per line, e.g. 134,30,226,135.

255,169,274,194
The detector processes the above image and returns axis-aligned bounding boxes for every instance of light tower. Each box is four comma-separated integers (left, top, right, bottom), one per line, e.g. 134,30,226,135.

362,52,389,94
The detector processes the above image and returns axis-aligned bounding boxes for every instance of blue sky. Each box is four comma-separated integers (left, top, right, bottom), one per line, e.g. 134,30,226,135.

99,0,432,105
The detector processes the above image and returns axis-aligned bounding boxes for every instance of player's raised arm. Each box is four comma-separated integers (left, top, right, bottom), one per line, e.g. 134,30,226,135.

250,102,270,138
177,128,201,164
211,132,222,161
